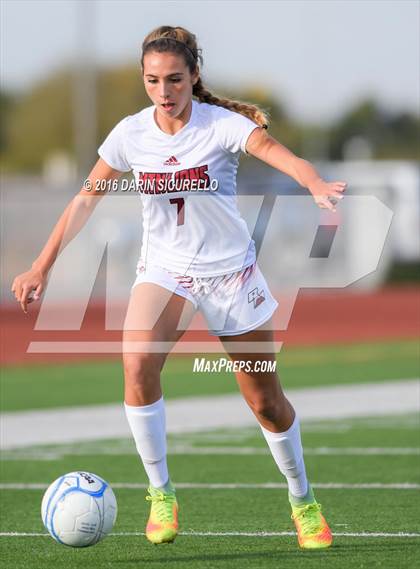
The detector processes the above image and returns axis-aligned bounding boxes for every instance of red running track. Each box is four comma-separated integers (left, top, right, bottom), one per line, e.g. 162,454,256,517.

1,286,419,366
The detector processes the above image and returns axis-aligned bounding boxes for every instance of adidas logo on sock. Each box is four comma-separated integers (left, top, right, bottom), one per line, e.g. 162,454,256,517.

164,155,180,166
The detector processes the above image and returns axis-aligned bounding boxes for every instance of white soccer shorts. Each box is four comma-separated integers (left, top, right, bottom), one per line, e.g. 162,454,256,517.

131,262,278,336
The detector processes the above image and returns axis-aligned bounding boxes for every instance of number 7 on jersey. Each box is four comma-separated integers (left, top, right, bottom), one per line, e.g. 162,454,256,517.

169,198,185,226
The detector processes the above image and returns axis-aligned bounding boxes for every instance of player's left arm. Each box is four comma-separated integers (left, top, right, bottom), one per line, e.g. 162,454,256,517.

245,128,347,212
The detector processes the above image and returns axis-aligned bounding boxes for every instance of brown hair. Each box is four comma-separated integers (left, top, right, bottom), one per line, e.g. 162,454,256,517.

141,26,269,129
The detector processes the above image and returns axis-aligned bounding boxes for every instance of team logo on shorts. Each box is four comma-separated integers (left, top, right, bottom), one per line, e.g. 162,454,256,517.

248,287,266,308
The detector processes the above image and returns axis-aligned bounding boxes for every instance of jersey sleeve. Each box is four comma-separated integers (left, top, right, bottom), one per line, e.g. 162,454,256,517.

97,117,132,172
213,105,259,155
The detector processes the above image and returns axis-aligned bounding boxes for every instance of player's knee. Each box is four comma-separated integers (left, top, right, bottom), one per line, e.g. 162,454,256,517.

123,353,164,385
249,396,282,423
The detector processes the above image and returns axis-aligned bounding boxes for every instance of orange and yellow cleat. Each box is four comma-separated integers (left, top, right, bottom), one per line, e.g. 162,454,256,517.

145,485,178,544
291,502,333,550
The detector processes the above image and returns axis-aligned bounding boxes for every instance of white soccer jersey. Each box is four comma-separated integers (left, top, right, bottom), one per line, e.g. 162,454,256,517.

98,99,259,276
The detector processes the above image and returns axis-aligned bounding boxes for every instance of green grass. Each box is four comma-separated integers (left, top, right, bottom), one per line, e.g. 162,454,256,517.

1,339,418,412
1,340,419,567
0,415,419,568
2,535,419,569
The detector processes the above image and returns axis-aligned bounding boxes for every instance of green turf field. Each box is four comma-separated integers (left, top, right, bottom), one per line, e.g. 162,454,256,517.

1,339,419,567
1,339,418,412
1,415,419,568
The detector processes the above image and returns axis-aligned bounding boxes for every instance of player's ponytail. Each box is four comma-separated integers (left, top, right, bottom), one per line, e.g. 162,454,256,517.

141,26,270,129
192,78,269,129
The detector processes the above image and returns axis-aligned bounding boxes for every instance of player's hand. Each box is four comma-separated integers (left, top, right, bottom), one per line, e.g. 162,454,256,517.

308,179,347,212
11,267,47,314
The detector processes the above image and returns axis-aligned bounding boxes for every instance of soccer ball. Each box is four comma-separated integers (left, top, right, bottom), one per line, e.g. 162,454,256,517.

41,471,117,547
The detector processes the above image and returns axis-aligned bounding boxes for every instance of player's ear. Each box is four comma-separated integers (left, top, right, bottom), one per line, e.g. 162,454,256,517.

192,66,199,85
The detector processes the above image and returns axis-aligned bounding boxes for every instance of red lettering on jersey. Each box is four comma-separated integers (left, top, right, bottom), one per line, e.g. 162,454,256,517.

137,165,211,195
198,165,210,187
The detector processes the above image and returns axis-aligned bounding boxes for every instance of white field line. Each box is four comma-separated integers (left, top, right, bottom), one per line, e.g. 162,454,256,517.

1,482,419,490
2,446,418,461
1,531,419,538
164,446,420,456
1,379,419,449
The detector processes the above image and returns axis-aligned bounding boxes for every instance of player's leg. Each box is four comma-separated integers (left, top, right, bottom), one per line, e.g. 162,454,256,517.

219,324,333,550
123,281,195,544
219,325,307,494
123,281,194,405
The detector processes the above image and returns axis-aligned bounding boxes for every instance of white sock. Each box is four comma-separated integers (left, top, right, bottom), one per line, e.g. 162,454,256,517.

259,415,309,498
124,397,169,489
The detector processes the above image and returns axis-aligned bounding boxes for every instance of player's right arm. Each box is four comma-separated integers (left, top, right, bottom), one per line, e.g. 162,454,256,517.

11,158,123,313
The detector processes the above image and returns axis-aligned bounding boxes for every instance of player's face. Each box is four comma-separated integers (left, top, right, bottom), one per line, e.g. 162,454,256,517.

143,52,198,122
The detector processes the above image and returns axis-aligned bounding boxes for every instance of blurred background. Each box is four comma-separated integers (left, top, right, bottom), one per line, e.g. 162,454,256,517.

0,0,419,364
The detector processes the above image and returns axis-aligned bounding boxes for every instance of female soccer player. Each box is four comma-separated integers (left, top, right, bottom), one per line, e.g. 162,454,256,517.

12,25,346,550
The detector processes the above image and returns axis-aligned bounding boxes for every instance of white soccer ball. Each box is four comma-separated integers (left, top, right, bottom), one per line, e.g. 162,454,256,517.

41,471,117,547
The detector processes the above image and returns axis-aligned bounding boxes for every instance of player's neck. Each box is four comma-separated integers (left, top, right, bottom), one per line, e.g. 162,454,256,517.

154,100,193,135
